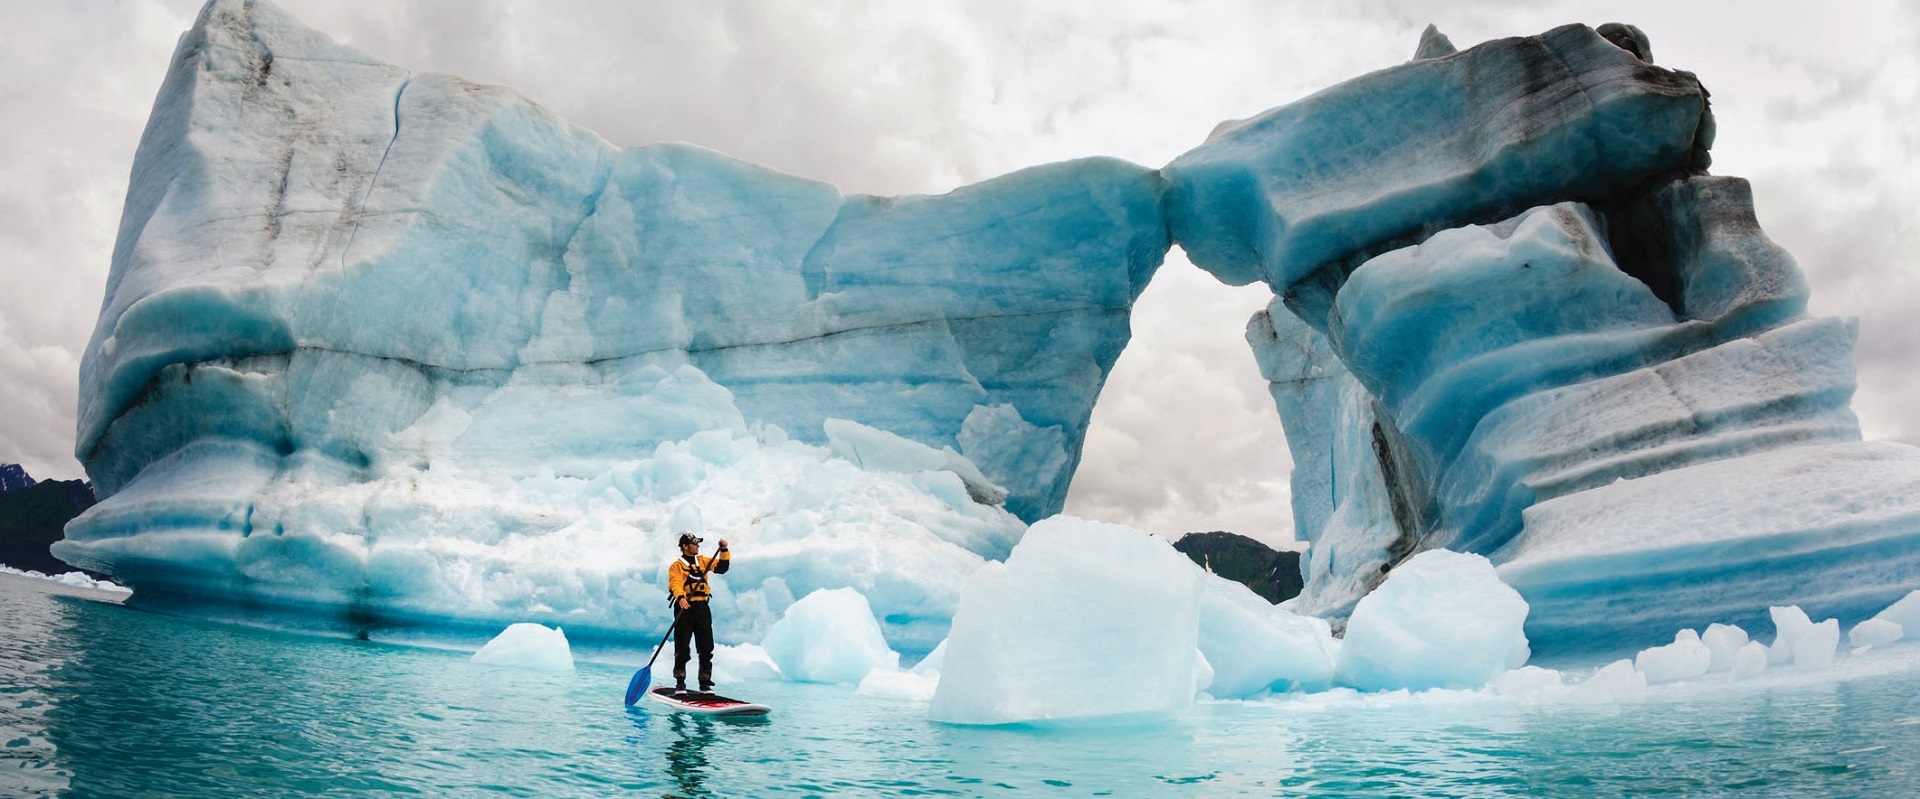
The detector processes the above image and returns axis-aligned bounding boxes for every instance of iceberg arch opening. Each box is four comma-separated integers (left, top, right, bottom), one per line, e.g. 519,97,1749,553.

1061,251,1298,551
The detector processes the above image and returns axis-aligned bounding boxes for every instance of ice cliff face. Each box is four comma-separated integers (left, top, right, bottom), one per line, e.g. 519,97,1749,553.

61,3,1920,658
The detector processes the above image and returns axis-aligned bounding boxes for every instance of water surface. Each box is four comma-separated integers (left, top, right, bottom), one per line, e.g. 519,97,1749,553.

5,574,1919,797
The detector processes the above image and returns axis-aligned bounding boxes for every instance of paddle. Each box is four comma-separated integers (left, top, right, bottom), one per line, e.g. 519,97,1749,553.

624,603,683,706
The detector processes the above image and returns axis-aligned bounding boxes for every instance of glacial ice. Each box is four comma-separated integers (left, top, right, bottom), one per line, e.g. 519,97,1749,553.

1701,623,1750,673
711,643,783,685
1730,642,1769,681
0,566,130,594
928,516,1207,725
471,623,574,671
760,587,900,685
58,371,1024,654
1870,590,1920,634
1335,550,1530,692
1256,189,1920,655
1633,630,1711,684
1849,618,1902,650
1165,23,1707,297
63,0,1920,691
63,0,1162,641
1198,571,1339,697
1766,606,1840,670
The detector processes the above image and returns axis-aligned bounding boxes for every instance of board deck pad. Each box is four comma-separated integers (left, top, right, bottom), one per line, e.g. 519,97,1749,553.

647,686,772,716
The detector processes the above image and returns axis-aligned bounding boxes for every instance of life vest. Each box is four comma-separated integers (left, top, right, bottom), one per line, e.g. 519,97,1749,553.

669,553,728,603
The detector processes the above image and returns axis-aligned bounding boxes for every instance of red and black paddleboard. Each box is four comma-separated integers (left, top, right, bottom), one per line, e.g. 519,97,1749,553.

646,686,771,716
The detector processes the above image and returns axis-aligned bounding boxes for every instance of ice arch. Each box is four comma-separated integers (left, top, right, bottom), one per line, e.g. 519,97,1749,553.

59,2,1920,657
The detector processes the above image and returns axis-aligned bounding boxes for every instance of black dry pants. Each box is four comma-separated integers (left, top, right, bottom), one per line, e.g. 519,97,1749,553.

672,601,714,690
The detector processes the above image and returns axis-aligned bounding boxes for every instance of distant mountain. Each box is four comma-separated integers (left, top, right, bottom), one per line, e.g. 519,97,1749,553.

0,472,99,577
0,463,36,493
1173,531,1304,605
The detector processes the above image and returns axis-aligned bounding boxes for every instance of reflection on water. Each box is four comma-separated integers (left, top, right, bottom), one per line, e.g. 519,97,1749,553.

664,712,714,797
640,699,773,798
7,574,1920,797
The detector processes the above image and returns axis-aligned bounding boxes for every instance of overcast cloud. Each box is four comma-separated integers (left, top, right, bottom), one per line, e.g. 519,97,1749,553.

0,0,1914,548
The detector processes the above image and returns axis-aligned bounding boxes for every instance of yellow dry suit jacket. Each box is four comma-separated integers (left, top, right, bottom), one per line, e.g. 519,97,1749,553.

668,552,730,603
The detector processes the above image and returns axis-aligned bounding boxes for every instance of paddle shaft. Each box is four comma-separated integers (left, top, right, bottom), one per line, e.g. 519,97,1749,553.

643,604,682,668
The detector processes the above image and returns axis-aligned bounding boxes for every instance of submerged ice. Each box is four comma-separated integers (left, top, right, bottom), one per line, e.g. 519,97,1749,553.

60,0,1920,708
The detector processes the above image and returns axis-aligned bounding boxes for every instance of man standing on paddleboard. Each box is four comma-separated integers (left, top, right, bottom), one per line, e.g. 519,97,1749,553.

668,533,730,693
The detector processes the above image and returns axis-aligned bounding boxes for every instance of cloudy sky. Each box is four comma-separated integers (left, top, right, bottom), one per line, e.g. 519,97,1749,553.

0,0,1914,547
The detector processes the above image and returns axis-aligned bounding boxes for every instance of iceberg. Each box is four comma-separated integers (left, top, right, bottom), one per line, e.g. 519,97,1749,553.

62,1,1920,679
59,0,1161,643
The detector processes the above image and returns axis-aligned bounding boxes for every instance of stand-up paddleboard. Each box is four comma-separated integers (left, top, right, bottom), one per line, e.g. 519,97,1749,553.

646,686,771,716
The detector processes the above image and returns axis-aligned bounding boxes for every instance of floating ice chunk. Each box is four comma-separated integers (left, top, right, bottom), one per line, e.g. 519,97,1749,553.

1701,623,1749,673
857,667,940,701
711,643,783,684
0,566,132,593
1849,619,1903,650
1871,590,1920,633
1198,572,1338,697
53,571,129,592
1634,629,1712,684
1571,659,1646,701
929,516,1205,726
1731,642,1769,680
1767,606,1839,670
761,587,899,685
1492,666,1566,698
1335,550,1530,691
471,623,573,671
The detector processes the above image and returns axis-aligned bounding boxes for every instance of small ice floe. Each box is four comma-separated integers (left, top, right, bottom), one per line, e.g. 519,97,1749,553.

1850,590,1920,651
1634,630,1712,684
1767,606,1839,670
0,565,131,593
1620,604,1852,687
472,623,574,671
1335,549,1530,692
761,587,899,685
712,643,783,683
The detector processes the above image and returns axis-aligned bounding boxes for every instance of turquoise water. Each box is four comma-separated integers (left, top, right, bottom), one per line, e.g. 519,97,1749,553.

6,574,1920,797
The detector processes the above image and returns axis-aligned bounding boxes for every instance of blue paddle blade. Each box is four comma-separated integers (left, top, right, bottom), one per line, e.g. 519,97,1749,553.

625,666,651,706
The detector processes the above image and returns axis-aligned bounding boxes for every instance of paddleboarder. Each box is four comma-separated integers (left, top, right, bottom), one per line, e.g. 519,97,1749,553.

668,533,730,693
